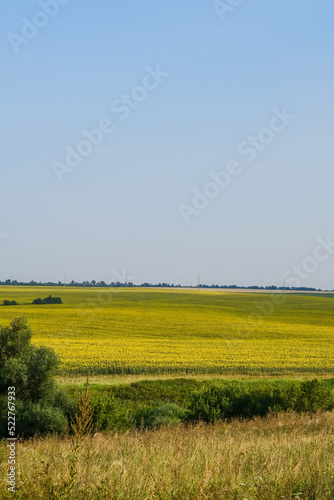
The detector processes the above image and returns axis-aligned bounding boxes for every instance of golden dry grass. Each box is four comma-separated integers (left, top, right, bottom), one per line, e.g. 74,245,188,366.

1,411,334,499
56,372,334,388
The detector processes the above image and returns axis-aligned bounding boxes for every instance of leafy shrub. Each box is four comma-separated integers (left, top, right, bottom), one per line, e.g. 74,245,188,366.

187,384,233,423
91,396,134,432
43,295,62,304
32,296,62,305
188,379,334,422
296,379,334,412
15,401,68,436
187,381,256,422
3,300,18,306
32,298,44,305
271,381,302,412
138,403,186,429
0,317,70,437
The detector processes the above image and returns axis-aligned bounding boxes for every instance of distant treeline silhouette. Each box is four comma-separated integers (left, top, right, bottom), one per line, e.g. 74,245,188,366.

0,278,327,291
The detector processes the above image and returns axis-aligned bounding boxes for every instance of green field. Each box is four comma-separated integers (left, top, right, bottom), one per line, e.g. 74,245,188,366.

0,286,334,375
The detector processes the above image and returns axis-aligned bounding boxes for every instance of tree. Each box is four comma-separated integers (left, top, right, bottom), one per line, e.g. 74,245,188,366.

32,298,44,304
43,295,62,304
0,317,71,437
32,296,62,305
3,300,18,306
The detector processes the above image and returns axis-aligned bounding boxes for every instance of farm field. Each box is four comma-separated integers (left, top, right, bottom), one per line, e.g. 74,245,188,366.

0,286,334,375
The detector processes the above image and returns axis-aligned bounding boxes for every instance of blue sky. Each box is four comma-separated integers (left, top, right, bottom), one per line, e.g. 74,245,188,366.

1,0,333,288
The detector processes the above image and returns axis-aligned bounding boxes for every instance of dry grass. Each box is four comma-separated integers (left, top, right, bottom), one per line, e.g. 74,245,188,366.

1,412,334,499
56,372,334,388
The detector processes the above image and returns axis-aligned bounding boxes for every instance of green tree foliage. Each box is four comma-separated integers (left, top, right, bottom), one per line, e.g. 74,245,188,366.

0,317,71,437
32,296,62,305
32,298,44,304
138,403,186,429
188,380,334,423
43,295,62,304
91,395,134,432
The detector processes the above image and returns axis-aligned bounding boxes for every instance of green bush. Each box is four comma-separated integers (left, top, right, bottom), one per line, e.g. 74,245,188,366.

188,379,334,423
32,298,44,305
0,317,70,437
187,384,232,423
91,396,134,432
297,379,334,412
187,381,257,422
138,403,186,429
270,381,302,412
15,401,68,436
2,300,18,306
32,296,62,305
43,295,62,304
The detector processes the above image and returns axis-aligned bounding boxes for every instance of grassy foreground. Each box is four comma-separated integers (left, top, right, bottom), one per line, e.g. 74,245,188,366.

1,411,334,499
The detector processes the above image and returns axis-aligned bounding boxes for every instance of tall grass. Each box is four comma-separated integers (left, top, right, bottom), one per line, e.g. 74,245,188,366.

1,411,334,499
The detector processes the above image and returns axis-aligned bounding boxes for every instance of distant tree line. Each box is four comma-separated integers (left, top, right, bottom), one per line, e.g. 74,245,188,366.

0,278,326,291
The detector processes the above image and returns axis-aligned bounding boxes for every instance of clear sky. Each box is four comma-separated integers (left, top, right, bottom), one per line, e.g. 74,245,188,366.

1,0,333,288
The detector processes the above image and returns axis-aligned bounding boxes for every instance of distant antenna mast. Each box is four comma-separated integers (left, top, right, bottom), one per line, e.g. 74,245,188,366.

64,274,66,286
